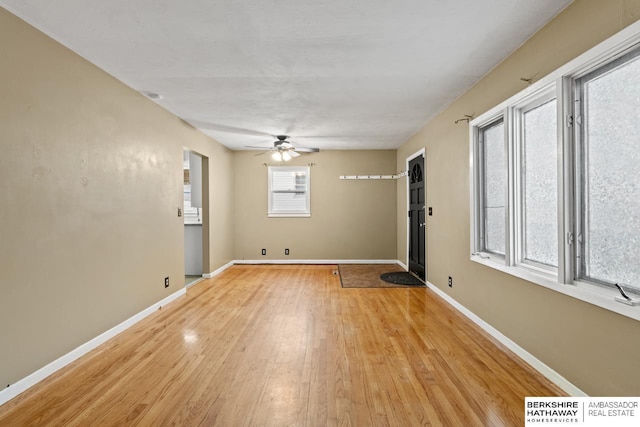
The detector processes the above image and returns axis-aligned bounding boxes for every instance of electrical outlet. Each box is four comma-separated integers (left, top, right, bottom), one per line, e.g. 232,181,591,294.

262,249,266,256
165,277,170,288
448,276,453,287
285,248,289,255
177,207,182,217
428,207,433,216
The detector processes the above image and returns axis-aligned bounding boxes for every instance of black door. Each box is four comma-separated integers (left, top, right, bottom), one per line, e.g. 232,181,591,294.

408,156,425,280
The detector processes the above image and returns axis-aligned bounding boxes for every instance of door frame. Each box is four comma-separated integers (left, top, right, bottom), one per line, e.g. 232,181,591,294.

406,148,426,280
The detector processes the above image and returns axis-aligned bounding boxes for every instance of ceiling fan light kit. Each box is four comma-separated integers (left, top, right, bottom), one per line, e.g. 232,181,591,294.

248,135,319,162
271,150,295,162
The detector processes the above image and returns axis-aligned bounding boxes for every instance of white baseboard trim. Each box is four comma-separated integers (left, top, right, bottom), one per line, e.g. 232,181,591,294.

397,260,408,270
233,259,400,265
2,257,400,405
425,281,586,397
0,288,186,407
202,260,234,278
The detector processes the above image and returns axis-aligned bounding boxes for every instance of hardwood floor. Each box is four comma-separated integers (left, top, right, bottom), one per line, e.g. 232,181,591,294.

0,265,564,426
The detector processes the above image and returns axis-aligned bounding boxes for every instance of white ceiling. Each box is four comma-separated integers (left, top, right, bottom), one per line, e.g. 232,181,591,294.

1,0,572,151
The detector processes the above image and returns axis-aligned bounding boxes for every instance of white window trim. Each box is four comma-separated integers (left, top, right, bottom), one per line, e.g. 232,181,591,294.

268,166,311,218
469,19,640,322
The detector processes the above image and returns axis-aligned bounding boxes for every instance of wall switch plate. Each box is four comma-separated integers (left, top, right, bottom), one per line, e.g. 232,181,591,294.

285,248,289,255
177,207,182,217
448,276,452,287
165,277,170,288
428,207,433,216
261,249,266,256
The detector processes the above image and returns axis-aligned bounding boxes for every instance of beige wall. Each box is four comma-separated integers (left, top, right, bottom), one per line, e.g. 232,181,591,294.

0,9,234,387
397,0,640,395
234,150,396,260
182,135,236,273
4,0,640,400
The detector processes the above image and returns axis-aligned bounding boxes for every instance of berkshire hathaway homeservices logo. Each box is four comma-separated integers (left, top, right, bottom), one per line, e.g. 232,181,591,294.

525,397,639,426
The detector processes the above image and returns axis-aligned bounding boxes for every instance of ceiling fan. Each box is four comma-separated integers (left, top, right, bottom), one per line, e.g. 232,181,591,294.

246,135,320,162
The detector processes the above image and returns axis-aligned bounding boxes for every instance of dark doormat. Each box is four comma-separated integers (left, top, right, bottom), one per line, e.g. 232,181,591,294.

338,264,426,288
379,272,424,286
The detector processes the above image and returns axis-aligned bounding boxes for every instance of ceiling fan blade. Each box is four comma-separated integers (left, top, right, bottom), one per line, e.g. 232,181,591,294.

293,147,320,153
288,150,301,157
245,145,272,149
280,142,294,149
253,151,269,157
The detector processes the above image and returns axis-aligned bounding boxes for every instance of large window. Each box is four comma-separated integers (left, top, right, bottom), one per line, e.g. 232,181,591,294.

470,25,640,320
577,49,640,290
268,166,311,217
520,97,558,268
480,119,506,255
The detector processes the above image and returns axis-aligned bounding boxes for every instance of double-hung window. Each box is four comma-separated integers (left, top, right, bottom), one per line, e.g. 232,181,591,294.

470,22,640,320
268,166,311,217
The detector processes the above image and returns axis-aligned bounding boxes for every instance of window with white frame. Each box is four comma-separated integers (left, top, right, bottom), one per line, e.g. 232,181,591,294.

519,95,558,269
575,48,640,291
470,24,640,318
268,166,311,217
478,118,506,256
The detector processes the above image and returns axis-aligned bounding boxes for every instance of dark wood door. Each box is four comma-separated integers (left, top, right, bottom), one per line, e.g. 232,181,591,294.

409,156,425,280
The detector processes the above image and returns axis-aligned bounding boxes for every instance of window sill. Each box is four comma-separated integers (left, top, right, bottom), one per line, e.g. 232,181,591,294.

470,254,640,322
268,213,311,218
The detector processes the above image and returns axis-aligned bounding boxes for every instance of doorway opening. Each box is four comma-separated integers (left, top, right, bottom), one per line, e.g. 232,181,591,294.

407,149,426,281
183,150,209,287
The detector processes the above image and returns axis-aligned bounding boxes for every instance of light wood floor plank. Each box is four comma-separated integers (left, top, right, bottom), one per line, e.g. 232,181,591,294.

0,265,564,426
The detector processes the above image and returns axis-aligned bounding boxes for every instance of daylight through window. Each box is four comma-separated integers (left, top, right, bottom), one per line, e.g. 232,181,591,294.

268,166,311,217
470,32,640,314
